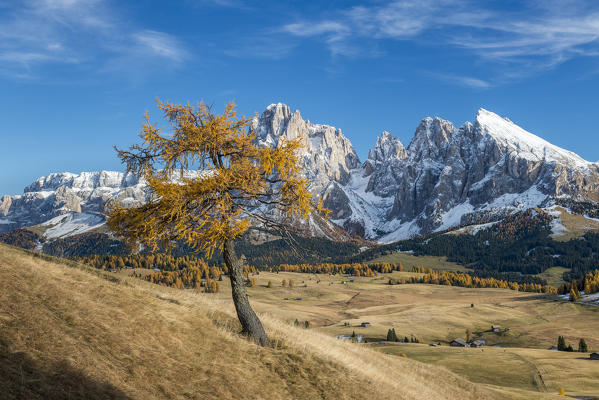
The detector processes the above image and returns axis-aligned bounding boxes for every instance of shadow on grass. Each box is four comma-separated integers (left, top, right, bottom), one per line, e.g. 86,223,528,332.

508,294,559,303
0,343,131,400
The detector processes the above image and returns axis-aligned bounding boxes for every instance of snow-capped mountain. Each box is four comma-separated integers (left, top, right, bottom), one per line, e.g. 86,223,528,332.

362,109,599,241
2,105,598,243
0,171,148,237
254,103,360,192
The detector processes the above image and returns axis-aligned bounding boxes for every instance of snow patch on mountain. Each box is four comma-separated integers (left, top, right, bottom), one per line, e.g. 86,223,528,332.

484,185,548,211
446,221,500,236
550,218,569,238
435,202,475,232
1,106,598,243
378,220,421,243
475,108,589,168
42,212,105,239
330,168,395,238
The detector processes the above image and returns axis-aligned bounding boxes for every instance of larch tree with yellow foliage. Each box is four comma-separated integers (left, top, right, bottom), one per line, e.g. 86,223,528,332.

106,99,325,346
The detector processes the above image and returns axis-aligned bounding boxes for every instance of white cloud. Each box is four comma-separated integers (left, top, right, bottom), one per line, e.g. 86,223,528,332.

0,1,188,79
429,73,492,89
132,30,187,63
280,0,599,84
223,33,298,59
283,21,349,38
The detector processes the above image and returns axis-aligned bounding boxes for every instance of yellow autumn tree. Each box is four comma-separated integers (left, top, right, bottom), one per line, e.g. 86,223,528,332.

106,99,325,346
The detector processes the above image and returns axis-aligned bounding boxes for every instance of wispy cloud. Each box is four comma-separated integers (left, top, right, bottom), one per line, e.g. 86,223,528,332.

279,0,599,85
282,21,358,56
283,21,349,38
0,0,188,79
132,30,187,63
426,72,492,89
223,33,298,59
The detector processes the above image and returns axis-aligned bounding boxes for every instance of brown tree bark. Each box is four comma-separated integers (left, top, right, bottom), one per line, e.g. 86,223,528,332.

223,239,270,347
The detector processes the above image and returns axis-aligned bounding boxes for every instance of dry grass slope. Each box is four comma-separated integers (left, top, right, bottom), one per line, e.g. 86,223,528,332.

550,207,599,241
0,243,496,400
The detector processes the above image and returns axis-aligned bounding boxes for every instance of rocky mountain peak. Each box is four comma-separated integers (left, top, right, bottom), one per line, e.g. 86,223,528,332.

253,103,359,189
368,131,407,163
24,171,139,193
255,103,294,145
2,105,598,243
407,117,455,161
474,108,589,168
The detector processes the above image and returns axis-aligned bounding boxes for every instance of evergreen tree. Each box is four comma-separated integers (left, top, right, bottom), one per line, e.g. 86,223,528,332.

557,336,566,351
386,328,399,342
578,338,588,353
304,320,310,329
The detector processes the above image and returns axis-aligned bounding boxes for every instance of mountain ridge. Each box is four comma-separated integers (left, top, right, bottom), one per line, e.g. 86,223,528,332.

2,105,598,243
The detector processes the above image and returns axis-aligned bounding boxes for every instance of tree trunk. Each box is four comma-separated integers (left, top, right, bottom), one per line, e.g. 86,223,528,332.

223,239,270,347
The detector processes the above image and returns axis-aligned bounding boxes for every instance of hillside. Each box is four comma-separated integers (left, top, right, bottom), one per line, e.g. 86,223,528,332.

0,243,497,400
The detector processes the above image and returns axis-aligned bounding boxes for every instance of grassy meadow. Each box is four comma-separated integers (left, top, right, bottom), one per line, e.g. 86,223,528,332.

550,207,599,242
202,268,599,398
2,242,598,398
369,252,470,272
378,344,599,398
0,243,496,400
535,266,570,287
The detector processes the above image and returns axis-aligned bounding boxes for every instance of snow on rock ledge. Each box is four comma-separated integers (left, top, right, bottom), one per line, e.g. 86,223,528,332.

1,106,598,242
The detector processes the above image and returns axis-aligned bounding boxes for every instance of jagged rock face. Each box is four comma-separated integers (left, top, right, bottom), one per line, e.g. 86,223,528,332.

323,183,352,220
0,171,148,235
0,195,11,217
254,103,360,191
407,118,454,162
251,103,361,238
365,109,599,240
1,106,598,242
364,131,407,194
343,219,365,238
54,186,81,214
367,131,407,165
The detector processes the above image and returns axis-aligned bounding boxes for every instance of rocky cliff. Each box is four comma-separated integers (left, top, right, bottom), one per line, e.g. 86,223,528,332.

1,106,598,242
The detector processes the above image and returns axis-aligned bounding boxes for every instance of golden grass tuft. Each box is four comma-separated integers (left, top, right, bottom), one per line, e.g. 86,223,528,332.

0,243,498,400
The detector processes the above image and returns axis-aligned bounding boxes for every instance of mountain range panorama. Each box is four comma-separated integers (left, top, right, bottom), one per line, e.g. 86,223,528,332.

1,103,598,242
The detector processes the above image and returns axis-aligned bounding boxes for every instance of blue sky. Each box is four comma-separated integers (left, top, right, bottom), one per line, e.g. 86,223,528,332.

1,0,599,195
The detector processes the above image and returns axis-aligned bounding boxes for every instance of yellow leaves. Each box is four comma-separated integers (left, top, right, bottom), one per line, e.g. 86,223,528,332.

106,98,324,257
258,137,303,179
316,194,331,219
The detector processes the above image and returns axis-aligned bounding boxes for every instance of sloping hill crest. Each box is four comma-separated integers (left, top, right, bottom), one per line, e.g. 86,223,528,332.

0,243,500,400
